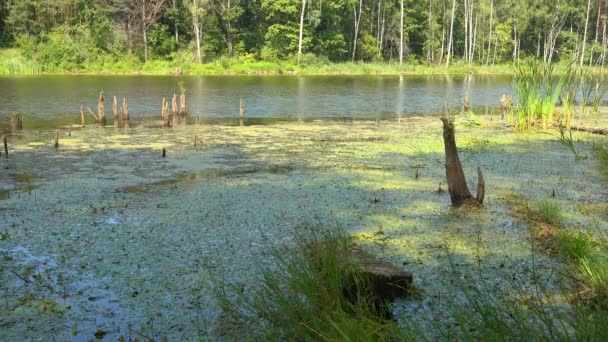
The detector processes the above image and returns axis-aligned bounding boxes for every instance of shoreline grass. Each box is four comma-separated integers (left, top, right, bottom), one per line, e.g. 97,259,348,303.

2,48,606,76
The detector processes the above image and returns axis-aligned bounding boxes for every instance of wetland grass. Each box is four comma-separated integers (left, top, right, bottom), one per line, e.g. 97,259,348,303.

213,227,410,341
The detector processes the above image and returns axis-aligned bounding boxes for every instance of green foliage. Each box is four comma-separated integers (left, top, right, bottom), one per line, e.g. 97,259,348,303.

149,24,175,60
553,230,595,261
511,61,566,130
212,226,408,340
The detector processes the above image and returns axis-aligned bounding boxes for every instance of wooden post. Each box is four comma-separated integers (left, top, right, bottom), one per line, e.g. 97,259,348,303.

441,116,484,206
3,135,7,158
113,96,119,128
162,148,167,157
10,112,22,131
54,131,59,149
98,92,106,126
68,127,71,137
239,98,244,119
80,105,85,127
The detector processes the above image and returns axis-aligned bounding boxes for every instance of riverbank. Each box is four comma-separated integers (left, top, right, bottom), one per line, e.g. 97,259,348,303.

0,48,523,76
1,114,607,340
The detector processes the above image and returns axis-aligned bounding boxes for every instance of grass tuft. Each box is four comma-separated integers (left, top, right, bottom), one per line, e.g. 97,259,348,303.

536,198,562,223
212,226,410,341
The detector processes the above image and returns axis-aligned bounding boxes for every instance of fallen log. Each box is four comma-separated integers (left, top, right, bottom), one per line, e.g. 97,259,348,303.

553,122,608,135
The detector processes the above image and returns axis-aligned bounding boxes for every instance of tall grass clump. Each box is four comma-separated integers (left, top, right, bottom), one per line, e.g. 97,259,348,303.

536,198,562,222
212,227,409,341
512,61,567,130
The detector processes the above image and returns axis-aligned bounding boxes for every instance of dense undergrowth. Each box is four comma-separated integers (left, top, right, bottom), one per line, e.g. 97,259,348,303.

3,47,607,76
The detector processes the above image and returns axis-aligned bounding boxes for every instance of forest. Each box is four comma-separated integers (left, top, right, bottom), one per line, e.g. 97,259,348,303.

0,0,607,73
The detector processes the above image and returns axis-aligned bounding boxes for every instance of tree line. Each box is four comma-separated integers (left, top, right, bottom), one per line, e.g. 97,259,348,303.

0,0,606,69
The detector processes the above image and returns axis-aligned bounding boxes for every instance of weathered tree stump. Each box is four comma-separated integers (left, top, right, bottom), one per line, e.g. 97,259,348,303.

463,94,471,113
179,94,187,117
3,135,7,158
11,112,22,131
122,98,129,128
98,92,106,126
54,131,59,149
172,94,178,117
350,247,412,300
161,97,171,128
342,246,412,318
500,95,513,120
80,105,85,127
441,117,485,206
113,96,119,128
240,98,244,119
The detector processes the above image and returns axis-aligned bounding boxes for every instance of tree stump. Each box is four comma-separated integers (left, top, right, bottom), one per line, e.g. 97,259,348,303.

11,112,22,131
113,96,120,128
179,92,187,117
441,117,485,206
3,135,7,158
500,95,512,120
240,98,244,119
161,98,171,128
98,92,106,126
80,105,85,127
122,98,129,127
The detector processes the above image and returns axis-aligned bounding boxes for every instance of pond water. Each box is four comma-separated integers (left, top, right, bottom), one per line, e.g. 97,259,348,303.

0,75,513,126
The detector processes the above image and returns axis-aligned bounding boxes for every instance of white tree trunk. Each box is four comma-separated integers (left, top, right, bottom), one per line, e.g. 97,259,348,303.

446,0,456,66
486,0,493,65
297,0,307,64
352,0,363,62
142,1,148,62
193,0,202,63
581,0,592,66
400,0,404,65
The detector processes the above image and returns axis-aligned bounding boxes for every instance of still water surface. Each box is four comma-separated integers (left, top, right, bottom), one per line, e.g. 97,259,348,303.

0,75,513,124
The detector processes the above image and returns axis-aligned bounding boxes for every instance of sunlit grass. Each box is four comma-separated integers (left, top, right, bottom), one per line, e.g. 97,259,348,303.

212,226,410,340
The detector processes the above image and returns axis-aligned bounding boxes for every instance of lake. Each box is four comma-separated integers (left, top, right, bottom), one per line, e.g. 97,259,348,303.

0,75,513,127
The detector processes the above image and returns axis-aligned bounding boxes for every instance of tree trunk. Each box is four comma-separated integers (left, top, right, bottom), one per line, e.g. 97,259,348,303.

441,117,484,206
581,0,592,66
193,0,202,63
173,0,179,50
486,0,493,65
297,0,307,64
446,0,456,66
142,1,148,63
352,0,363,62
400,0,404,65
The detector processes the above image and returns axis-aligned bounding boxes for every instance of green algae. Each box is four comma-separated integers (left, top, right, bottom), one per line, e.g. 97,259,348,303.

0,114,607,340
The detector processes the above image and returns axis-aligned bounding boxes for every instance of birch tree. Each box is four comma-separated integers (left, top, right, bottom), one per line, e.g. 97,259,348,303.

297,0,307,64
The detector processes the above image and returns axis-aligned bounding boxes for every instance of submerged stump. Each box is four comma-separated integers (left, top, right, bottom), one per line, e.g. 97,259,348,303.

98,92,106,126
11,112,22,131
113,96,119,128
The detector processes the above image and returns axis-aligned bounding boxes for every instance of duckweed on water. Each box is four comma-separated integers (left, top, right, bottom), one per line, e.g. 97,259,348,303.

0,115,607,339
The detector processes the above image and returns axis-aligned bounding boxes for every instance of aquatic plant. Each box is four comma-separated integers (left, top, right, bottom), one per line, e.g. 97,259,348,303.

512,61,568,130
558,125,586,160
536,198,562,222
212,227,409,341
